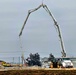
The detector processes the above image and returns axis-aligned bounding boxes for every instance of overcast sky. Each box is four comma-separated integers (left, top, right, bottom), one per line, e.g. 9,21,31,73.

0,0,76,62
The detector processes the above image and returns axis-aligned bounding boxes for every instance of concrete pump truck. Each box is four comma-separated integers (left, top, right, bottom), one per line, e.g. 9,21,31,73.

19,3,73,68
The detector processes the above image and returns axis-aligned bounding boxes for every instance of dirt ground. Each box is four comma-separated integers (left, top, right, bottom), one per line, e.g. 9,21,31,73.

0,67,76,75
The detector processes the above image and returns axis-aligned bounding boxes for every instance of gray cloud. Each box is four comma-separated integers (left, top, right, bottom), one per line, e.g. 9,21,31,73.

0,0,76,61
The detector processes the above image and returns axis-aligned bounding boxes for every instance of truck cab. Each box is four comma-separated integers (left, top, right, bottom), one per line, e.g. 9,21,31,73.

58,58,73,68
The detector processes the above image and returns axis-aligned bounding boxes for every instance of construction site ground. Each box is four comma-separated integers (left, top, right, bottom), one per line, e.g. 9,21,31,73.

0,67,76,75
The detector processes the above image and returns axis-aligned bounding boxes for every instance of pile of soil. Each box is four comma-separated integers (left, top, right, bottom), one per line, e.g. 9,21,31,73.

0,69,76,75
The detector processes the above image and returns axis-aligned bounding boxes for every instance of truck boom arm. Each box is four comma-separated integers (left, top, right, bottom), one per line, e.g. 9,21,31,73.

42,5,66,57
19,4,43,37
19,4,66,57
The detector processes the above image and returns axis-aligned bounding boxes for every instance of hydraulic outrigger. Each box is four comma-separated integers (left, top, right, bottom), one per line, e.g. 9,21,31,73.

19,3,66,57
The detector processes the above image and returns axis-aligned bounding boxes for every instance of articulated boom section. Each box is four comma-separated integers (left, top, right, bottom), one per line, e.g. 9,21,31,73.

19,4,66,57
